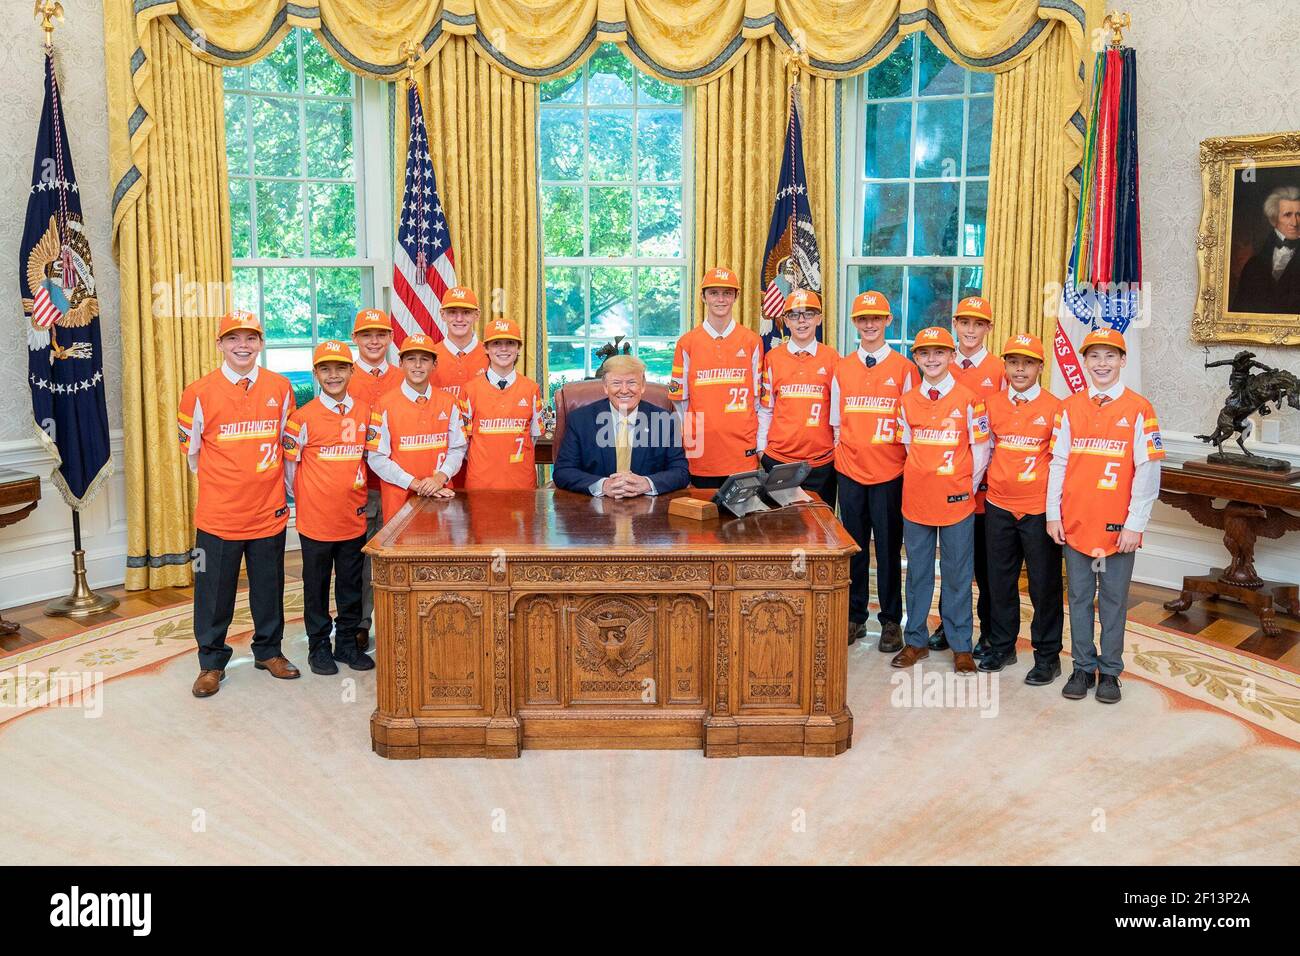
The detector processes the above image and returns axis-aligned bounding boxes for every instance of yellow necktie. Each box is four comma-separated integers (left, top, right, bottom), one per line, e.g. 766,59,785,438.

615,416,632,473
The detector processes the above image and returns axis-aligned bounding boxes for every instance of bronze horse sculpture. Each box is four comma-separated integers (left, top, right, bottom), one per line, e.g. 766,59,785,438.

1195,350,1300,457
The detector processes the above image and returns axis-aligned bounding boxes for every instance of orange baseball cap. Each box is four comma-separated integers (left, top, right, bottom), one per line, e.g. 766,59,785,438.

912,326,957,351
352,308,392,335
312,339,354,366
700,267,740,293
784,289,823,313
483,318,523,344
441,286,479,310
851,290,891,318
1001,332,1045,361
398,333,438,357
217,309,261,338
953,295,993,322
1080,327,1127,355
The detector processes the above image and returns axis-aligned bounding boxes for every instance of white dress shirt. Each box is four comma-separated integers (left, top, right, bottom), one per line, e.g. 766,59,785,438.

956,346,988,371
1273,229,1297,279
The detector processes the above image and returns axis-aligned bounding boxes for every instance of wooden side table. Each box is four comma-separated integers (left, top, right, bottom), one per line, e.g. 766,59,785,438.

0,468,42,634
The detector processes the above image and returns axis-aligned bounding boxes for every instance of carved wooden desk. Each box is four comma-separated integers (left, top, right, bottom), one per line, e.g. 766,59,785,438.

1159,464,1300,636
365,488,857,759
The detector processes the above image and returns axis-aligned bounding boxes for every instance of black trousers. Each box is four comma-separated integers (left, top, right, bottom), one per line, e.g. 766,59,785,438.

836,473,903,626
760,455,838,510
936,510,991,636
984,502,1064,663
300,532,366,650
193,528,286,672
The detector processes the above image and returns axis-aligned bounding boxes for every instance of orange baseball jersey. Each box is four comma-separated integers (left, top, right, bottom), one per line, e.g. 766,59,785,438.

984,388,1061,516
349,361,404,492
951,350,1005,398
1053,387,1165,557
367,385,465,521
430,339,489,400
830,348,918,484
283,395,371,541
177,366,295,539
759,341,840,467
462,372,543,490
669,321,763,476
897,381,989,526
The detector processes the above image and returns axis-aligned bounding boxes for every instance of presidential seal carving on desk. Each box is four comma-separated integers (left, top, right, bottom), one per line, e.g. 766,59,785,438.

575,602,654,677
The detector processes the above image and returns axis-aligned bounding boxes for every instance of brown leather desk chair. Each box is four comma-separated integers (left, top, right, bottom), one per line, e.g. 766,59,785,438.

551,379,674,452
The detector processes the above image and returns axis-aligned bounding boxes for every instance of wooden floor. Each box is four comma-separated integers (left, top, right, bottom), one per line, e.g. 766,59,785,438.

2,554,1297,669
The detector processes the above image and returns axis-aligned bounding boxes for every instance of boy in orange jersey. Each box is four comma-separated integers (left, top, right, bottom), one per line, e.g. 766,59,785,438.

348,308,403,654
462,318,543,490
283,340,376,676
430,286,489,401
931,295,1005,656
979,333,1064,683
669,267,763,488
756,290,841,507
830,290,918,651
178,310,299,699
1047,329,1164,704
891,326,990,674
366,333,467,521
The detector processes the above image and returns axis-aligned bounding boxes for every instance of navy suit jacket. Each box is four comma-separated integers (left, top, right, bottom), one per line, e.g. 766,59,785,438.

553,399,689,496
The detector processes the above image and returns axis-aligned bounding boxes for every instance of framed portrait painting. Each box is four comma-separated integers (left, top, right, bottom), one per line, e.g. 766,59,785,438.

1195,132,1300,345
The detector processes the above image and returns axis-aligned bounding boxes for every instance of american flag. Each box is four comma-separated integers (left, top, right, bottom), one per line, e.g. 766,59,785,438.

392,83,455,345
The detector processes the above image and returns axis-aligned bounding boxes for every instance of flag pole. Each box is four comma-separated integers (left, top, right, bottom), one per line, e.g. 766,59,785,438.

33,2,118,618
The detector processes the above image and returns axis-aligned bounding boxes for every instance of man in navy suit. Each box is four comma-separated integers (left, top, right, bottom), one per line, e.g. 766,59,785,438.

553,355,690,498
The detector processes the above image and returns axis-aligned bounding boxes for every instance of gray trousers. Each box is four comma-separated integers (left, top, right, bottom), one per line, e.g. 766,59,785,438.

358,487,383,633
1064,545,1135,676
903,515,975,653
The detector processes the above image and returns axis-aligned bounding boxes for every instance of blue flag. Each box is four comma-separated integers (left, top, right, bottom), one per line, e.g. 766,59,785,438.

759,84,822,352
22,51,112,507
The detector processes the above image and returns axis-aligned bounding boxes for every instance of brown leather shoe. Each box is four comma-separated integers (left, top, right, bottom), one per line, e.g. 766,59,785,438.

890,645,929,669
878,621,904,654
192,669,225,698
953,652,977,674
254,656,301,679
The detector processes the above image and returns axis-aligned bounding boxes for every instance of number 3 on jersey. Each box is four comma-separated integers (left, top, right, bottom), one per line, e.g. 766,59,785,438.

937,450,955,476
725,387,748,413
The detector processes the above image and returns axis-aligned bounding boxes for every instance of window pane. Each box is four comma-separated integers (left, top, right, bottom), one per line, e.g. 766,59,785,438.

539,109,584,180
545,266,585,335
261,268,313,344
305,100,353,179
308,182,357,256
230,179,252,258
225,94,248,173
913,99,963,178
636,110,682,181
868,39,913,100
255,180,305,257
865,102,911,179
547,339,588,400
970,70,994,94
905,266,953,341
265,348,317,407
315,267,364,340
636,339,675,382
589,187,632,256
541,74,582,104
588,109,633,181
232,267,259,314
249,33,298,93
637,267,681,336
223,67,248,91
589,266,633,339
966,97,993,176
958,266,984,301
542,186,584,256
963,181,988,257
638,74,682,105
302,32,351,97
252,96,301,177
918,35,964,96
588,45,633,105
637,186,681,257
912,181,960,256
862,182,908,256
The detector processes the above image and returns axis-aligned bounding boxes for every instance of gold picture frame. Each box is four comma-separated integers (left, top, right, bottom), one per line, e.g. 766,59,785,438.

1194,131,1300,346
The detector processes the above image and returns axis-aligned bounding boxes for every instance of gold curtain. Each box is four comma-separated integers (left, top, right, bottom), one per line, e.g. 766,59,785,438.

105,2,229,589
692,42,838,341
404,38,542,376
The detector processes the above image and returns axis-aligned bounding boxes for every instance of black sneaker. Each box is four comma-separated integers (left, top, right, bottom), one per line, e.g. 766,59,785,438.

1024,658,1062,685
333,645,376,671
927,626,949,651
977,648,1017,672
308,644,339,676
1061,667,1096,700
878,621,904,654
1096,673,1122,704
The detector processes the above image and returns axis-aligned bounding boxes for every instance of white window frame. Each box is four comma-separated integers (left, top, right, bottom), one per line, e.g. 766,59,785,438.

539,48,693,387
838,37,992,354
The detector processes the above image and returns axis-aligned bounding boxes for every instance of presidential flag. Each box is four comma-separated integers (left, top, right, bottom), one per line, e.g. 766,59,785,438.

1053,46,1143,396
22,50,112,508
760,83,822,352
392,82,455,346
